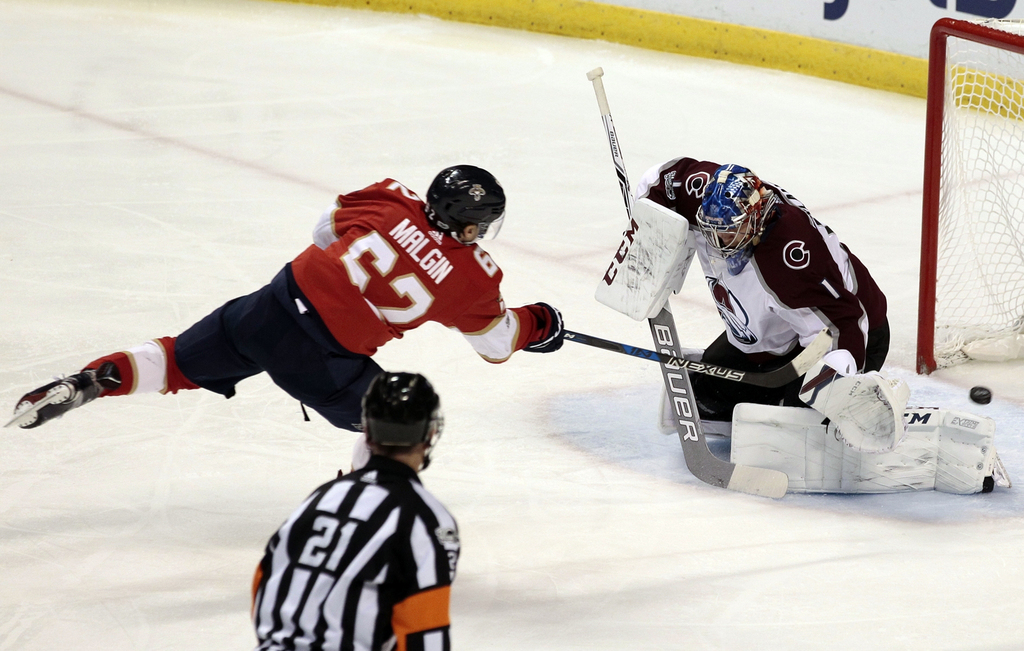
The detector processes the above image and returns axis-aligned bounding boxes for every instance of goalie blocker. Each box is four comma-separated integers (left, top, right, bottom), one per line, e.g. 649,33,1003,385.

595,197,695,321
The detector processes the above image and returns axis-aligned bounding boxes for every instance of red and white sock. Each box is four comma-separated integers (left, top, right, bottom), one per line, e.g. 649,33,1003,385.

85,336,199,397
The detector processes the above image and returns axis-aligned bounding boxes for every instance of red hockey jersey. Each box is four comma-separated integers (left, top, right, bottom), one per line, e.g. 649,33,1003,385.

290,179,545,361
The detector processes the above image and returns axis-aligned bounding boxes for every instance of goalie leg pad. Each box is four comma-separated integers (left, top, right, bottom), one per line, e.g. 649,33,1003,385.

926,409,1000,494
731,404,999,494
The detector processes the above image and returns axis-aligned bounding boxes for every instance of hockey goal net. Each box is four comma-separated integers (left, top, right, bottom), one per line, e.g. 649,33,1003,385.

918,18,1024,374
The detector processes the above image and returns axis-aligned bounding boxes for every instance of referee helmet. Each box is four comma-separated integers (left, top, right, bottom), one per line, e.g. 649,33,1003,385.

362,372,444,447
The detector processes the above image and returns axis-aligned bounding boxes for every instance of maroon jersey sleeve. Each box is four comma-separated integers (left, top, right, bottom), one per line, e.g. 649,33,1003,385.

844,246,888,330
637,157,721,227
752,207,880,368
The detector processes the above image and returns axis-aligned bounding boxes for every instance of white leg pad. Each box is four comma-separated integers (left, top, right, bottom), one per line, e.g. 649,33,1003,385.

929,410,998,493
730,403,998,494
125,340,169,395
595,198,696,321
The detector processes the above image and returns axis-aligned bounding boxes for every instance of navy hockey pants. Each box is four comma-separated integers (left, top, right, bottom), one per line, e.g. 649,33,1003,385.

173,268,382,431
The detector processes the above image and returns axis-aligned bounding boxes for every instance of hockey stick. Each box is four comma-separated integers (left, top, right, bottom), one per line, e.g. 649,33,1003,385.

563,327,832,389
587,67,789,498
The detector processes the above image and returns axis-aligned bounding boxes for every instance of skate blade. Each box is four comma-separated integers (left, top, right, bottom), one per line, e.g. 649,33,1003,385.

4,386,71,428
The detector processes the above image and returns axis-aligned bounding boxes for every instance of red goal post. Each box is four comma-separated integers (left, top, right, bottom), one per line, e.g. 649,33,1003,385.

918,18,1024,374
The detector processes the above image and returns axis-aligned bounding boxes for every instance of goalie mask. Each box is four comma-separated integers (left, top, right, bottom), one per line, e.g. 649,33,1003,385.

362,372,444,467
426,165,506,244
696,164,775,274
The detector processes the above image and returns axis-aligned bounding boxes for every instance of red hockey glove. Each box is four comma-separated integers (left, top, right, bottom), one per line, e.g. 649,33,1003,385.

523,303,564,353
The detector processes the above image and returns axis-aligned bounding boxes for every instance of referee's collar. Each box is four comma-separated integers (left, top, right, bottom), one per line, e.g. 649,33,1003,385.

366,455,422,483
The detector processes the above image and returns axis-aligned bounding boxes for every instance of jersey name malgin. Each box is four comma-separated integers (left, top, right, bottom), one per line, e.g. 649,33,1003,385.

389,219,453,284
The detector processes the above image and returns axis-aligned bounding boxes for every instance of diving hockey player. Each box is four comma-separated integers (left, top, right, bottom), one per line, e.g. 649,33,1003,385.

7,165,565,433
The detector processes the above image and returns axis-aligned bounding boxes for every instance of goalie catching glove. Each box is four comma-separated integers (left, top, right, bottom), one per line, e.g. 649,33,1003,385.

799,349,910,453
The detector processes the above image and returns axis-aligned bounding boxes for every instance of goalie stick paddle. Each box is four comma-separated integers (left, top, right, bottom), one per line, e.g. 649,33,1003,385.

563,327,832,389
587,66,789,498
649,307,790,498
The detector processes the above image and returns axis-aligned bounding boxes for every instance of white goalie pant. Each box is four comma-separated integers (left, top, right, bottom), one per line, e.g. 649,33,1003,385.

731,403,1001,494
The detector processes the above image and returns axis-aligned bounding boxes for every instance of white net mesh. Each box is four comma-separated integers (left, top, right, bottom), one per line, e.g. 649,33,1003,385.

934,19,1024,368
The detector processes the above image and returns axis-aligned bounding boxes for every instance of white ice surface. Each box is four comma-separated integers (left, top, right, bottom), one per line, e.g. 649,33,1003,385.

1,1,1022,649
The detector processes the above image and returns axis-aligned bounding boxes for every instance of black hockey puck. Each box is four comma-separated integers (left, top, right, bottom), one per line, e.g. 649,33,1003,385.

969,386,992,405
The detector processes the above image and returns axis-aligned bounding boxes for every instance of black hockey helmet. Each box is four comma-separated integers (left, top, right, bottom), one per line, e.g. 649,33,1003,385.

361,372,443,447
425,165,505,243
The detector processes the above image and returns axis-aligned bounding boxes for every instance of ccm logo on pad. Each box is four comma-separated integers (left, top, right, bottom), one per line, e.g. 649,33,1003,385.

602,218,639,284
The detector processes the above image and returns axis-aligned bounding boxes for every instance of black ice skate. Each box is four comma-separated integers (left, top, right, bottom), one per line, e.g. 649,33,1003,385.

5,362,121,429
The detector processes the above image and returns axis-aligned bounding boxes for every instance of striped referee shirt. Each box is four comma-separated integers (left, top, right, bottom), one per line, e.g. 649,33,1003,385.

252,456,460,651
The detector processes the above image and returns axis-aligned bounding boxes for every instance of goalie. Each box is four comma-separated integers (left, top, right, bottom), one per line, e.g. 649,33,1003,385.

600,157,1010,494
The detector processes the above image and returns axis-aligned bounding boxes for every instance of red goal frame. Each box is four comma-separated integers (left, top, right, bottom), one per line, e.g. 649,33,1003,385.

917,18,1024,374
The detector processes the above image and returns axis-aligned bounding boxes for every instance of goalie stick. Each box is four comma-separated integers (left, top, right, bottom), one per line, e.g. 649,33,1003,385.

587,66,789,499
563,327,831,388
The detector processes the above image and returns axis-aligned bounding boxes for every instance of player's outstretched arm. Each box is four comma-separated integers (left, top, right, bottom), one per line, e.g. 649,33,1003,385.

456,301,564,362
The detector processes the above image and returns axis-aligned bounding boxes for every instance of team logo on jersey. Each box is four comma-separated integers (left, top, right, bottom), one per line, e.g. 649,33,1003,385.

685,171,710,198
663,171,681,200
469,184,486,201
783,240,810,270
706,277,757,345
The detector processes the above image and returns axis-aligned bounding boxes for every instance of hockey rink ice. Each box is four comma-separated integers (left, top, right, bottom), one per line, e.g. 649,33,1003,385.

2,0,1023,648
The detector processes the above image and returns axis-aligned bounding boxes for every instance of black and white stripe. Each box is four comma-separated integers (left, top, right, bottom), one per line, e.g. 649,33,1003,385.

253,457,458,651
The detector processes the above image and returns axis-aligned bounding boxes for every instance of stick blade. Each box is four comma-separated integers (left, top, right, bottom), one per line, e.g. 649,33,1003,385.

726,464,790,499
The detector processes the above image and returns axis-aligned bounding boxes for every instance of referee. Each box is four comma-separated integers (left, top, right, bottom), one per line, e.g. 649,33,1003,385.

252,372,459,651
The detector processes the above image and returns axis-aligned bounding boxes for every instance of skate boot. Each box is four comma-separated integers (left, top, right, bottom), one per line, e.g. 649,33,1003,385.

5,362,121,429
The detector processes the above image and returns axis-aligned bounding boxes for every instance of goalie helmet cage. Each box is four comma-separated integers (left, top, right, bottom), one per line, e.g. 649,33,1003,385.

918,18,1024,374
